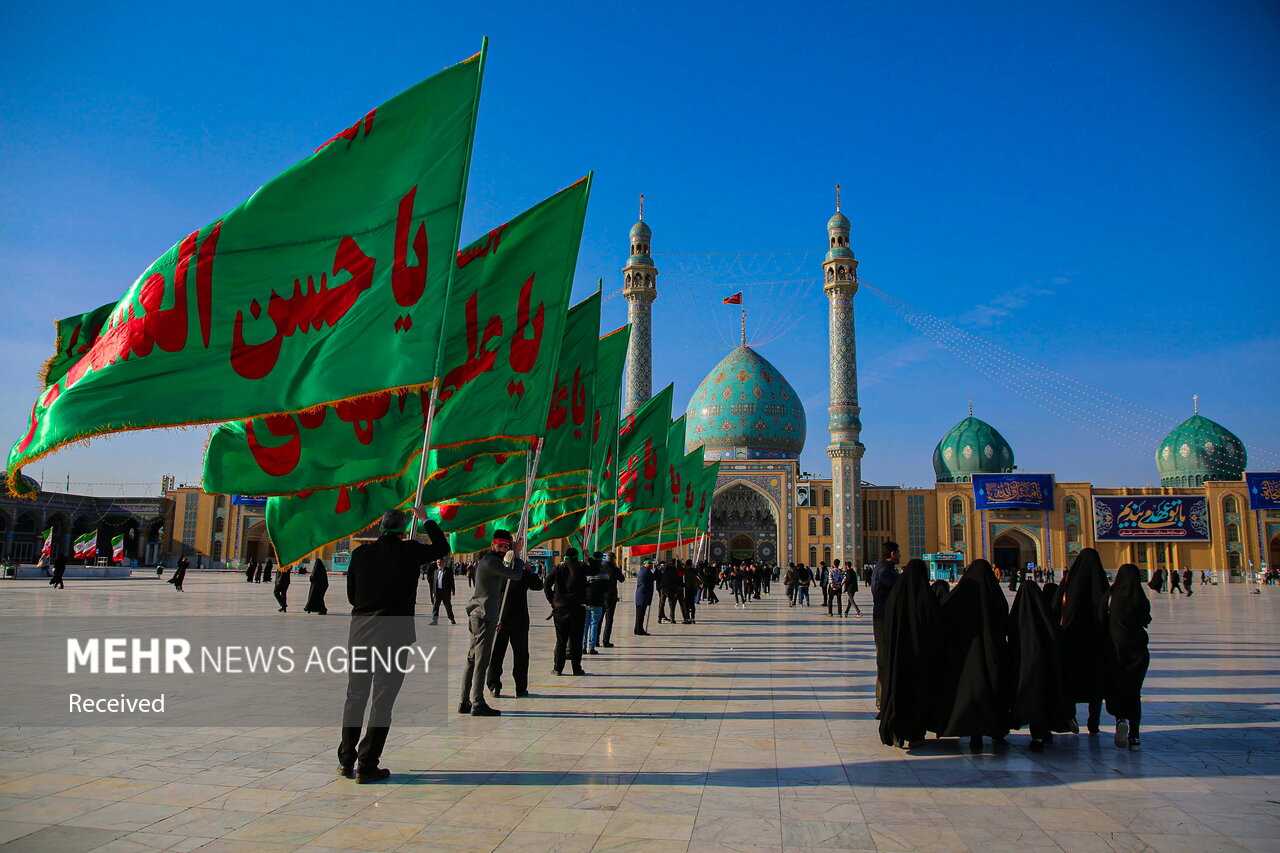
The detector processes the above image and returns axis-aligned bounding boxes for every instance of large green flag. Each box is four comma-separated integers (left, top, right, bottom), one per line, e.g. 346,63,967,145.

204,178,590,497
10,50,487,496
265,181,592,565
612,386,674,543
582,324,630,550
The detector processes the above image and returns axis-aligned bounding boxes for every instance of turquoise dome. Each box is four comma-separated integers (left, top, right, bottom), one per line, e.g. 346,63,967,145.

630,220,651,239
685,346,806,460
933,416,1015,482
1156,413,1246,487
827,211,851,230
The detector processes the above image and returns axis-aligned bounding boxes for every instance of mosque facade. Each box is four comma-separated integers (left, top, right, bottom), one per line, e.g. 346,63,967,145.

621,201,1280,580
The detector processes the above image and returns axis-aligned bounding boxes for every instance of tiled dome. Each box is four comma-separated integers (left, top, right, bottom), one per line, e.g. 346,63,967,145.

933,416,1015,482
685,346,806,460
1156,413,1246,487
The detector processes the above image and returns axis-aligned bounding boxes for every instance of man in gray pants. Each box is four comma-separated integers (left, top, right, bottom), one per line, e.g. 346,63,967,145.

458,528,524,717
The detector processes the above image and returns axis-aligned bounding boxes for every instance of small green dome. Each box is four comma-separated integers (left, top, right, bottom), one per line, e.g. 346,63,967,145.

1156,413,1246,487
630,220,651,239
685,346,806,460
933,416,1015,482
827,211,851,230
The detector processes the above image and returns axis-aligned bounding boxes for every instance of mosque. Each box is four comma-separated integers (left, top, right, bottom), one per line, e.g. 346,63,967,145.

618,198,1280,580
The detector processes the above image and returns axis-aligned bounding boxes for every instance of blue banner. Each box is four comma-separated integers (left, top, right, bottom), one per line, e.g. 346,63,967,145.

1093,496,1210,541
1246,472,1280,511
231,495,267,507
972,473,1055,511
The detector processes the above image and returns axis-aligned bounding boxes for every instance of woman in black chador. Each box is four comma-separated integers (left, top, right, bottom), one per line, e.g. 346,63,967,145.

1008,579,1074,751
1106,564,1150,751
932,559,1012,747
878,559,942,749
930,579,950,600
1061,548,1111,734
304,559,329,615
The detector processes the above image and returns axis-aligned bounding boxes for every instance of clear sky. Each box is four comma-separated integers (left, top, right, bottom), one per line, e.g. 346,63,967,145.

2,1,1277,496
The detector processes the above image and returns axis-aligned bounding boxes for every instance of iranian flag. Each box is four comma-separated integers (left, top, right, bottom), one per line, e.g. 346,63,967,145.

8,45,487,497
111,535,125,564
73,531,97,560
40,527,54,559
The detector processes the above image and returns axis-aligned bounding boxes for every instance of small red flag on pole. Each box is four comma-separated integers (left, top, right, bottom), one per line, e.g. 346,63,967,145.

722,292,742,305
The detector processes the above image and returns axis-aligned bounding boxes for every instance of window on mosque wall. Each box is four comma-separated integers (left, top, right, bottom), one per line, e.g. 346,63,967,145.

1155,543,1166,562
950,523,965,544
1229,551,1242,570
1064,497,1079,516
214,494,226,510
214,517,225,534
949,497,964,516
822,517,832,536
1137,543,1148,563
1227,523,1241,542
809,546,817,565
1224,496,1239,515
808,517,817,536
1066,523,1081,542
212,541,222,561
823,546,832,564
822,489,831,507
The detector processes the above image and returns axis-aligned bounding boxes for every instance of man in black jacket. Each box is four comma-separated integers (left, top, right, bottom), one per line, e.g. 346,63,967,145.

545,548,587,675
428,557,456,625
598,551,626,648
657,560,684,624
682,559,699,624
339,508,449,784
460,529,525,716
487,560,543,698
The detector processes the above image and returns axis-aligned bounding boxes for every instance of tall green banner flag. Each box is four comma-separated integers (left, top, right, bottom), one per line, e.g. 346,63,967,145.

619,450,716,553
9,48,486,496
611,386,674,543
205,177,590,497
583,324,630,550
265,181,592,566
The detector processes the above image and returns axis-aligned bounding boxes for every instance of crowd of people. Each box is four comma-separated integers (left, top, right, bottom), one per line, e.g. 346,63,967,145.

870,542,1151,754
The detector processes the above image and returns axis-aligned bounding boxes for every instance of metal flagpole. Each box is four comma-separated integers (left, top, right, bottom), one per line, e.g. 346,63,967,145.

410,383,442,539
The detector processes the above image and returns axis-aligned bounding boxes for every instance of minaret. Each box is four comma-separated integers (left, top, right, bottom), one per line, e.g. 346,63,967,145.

824,185,866,569
622,195,658,416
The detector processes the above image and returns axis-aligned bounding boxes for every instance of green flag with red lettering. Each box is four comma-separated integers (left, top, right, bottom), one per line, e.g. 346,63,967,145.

9,49,488,496
203,177,590,497
611,386,674,543
580,324,630,551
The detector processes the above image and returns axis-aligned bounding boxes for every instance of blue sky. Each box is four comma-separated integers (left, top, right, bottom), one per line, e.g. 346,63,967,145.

2,1,1277,495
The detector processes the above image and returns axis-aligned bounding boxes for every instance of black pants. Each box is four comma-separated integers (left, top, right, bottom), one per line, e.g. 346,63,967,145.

460,615,497,705
634,604,649,634
827,589,842,615
431,594,455,622
820,584,830,607
552,607,585,673
704,586,718,603
843,591,861,615
873,618,887,708
659,590,684,622
683,589,697,622
487,623,529,694
274,588,288,610
339,654,406,772
601,598,618,644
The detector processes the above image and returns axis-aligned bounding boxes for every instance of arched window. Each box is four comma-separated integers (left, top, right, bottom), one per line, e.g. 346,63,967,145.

823,547,832,564
808,517,817,536
1066,523,1081,542
1224,496,1238,514
949,497,964,516
1228,550,1242,570
214,494,226,509
1227,523,1241,542
214,517,225,534
212,541,223,561
822,489,831,507
950,523,965,544
1064,497,1079,516
822,517,832,536
808,546,817,565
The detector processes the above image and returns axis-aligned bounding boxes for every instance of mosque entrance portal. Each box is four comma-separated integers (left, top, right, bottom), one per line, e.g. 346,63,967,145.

709,483,778,565
992,528,1039,575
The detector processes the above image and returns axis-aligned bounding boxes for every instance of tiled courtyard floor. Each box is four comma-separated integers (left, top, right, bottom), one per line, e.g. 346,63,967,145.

0,573,1277,852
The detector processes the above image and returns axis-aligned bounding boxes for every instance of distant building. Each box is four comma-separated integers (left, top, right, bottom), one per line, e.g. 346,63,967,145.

0,474,165,564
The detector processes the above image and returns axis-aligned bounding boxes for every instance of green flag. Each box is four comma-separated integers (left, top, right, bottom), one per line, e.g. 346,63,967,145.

264,181,593,565
10,49,486,496
583,323,630,550
612,386,674,543
204,177,590,497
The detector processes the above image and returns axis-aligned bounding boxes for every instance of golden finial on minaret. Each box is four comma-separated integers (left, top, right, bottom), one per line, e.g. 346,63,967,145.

1193,394,1199,415
638,193,644,221
835,184,841,213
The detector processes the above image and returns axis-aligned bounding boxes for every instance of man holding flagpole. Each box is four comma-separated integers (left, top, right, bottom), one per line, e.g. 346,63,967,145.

460,528,525,716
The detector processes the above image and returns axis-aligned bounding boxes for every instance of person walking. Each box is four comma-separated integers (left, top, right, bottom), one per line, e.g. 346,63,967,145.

1182,567,1194,597
599,551,625,647
817,563,830,610
1107,564,1151,751
428,557,456,624
459,528,525,716
244,559,255,583
49,553,67,590
583,554,609,655
871,541,902,709
784,564,799,606
842,559,862,616
878,558,940,749
1169,567,1183,595
273,564,291,612
340,508,449,782
933,559,1012,748
827,563,845,616
682,559,699,624
657,560,684,623
634,558,656,636
1062,548,1112,735
303,558,329,614
1008,579,1073,752
168,557,187,593
546,547,587,675
487,556,543,698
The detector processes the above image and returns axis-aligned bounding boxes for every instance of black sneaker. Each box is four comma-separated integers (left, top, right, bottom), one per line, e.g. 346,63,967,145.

457,701,472,714
601,642,615,648
337,764,354,778
515,689,530,697
1128,737,1142,751
470,703,501,717
355,767,391,784
570,669,587,676
588,648,599,655
489,685,502,697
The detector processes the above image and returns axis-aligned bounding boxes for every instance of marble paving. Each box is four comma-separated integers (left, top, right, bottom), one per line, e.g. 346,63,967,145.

0,573,1277,852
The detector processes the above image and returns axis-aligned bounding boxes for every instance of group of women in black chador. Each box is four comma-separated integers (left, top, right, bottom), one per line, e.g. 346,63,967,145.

878,548,1150,753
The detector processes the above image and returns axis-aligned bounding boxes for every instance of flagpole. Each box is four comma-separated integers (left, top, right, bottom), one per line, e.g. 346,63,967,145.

410,384,441,539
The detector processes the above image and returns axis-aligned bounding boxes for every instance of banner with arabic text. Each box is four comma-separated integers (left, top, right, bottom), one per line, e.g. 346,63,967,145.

973,473,1055,511
1092,496,1210,541
1245,472,1280,511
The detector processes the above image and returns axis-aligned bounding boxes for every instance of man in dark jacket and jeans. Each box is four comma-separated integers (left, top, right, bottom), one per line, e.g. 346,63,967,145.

598,551,626,648
459,529,525,716
339,508,450,783
870,541,901,709
486,557,543,698
545,548,587,675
